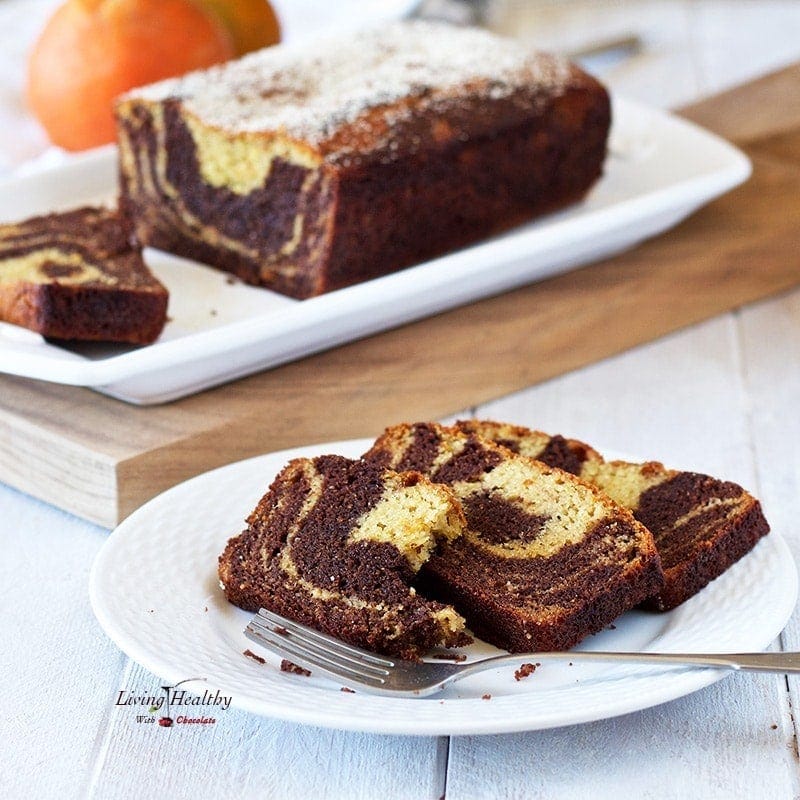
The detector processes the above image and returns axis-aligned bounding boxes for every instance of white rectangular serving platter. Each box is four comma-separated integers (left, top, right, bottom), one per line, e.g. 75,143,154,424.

0,96,750,404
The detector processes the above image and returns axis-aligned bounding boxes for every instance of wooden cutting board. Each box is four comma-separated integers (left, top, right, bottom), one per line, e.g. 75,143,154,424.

2,65,800,528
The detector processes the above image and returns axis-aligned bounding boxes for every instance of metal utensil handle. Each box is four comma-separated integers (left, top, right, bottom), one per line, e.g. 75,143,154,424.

457,650,800,678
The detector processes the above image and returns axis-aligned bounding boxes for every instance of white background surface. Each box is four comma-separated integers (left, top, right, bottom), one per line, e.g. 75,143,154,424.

2,1,800,798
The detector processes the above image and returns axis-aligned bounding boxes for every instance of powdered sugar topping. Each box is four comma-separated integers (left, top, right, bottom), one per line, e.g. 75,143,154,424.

130,22,576,155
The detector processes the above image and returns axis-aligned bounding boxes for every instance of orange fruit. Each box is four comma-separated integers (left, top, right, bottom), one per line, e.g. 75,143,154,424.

194,0,281,56
27,0,235,151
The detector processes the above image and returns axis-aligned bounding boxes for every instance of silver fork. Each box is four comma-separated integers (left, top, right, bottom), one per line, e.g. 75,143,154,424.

245,608,800,697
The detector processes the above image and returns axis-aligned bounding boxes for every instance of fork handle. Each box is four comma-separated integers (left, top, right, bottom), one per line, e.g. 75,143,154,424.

464,650,800,675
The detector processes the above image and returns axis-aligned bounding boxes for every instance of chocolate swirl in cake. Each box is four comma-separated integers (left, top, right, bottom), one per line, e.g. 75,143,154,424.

464,419,771,611
454,419,600,474
581,460,770,610
0,207,167,343
218,454,469,659
364,422,663,652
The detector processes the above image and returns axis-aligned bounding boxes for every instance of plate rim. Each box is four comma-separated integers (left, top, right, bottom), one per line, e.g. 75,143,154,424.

88,438,798,736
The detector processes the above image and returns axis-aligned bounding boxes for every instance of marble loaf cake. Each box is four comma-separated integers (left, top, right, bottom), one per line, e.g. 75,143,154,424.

364,423,663,652
116,22,611,299
218,454,470,659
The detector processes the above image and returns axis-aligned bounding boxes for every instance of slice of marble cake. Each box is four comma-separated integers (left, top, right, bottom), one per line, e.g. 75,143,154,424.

364,422,663,652
219,454,470,659
0,206,167,343
457,419,771,611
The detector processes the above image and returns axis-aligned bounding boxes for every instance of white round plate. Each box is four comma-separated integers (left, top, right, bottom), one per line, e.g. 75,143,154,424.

89,439,798,736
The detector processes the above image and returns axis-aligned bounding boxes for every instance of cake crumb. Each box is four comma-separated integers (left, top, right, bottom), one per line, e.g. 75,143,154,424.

431,652,467,662
203,606,208,612
341,687,355,693
771,724,779,730
281,659,311,676
273,625,289,636
243,649,266,664
514,662,540,681
481,693,491,700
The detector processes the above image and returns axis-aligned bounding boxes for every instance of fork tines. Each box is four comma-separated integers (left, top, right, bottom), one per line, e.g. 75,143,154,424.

245,608,394,689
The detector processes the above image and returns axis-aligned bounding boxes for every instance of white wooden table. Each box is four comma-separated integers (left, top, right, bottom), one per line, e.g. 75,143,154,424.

2,2,800,798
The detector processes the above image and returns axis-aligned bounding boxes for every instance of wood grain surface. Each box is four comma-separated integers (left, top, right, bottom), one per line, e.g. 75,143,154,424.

1,65,799,526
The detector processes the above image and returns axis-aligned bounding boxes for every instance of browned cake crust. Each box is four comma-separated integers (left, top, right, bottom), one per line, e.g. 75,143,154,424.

465,419,771,611
116,22,610,299
0,206,167,344
364,422,663,652
455,419,601,473
623,469,770,610
218,454,470,659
